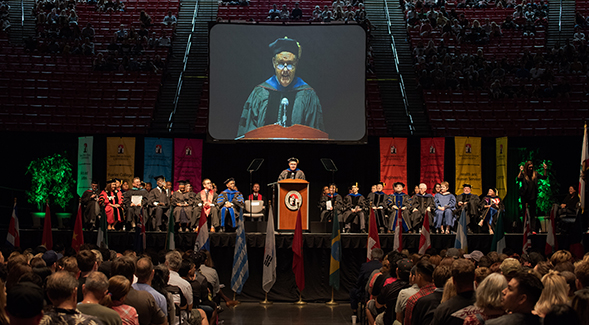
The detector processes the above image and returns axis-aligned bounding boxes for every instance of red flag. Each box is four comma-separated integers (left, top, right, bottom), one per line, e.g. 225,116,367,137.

7,201,20,247
522,206,532,254
418,210,431,254
72,203,84,252
367,208,381,262
545,205,558,256
292,208,305,292
42,203,53,250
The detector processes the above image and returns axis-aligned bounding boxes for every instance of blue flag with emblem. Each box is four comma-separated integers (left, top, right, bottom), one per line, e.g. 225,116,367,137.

329,208,341,290
231,208,249,294
454,209,468,252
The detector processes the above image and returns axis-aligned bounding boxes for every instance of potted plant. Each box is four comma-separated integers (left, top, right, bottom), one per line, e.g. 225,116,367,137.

26,153,75,228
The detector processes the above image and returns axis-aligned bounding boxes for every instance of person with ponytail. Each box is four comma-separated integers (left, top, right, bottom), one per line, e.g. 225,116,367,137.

108,275,140,325
78,271,123,325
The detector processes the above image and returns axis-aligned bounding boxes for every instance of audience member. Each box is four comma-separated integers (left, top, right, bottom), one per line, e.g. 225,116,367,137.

486,271,544,325
43,271,103,324
77,271,122,325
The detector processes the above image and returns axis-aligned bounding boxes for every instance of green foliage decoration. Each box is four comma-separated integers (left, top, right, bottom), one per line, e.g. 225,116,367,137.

26,153,74,210
516,148,559,215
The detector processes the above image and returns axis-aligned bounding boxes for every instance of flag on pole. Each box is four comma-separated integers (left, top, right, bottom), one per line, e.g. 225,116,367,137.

194,208,210,253
135,208,146,253
292,206,305,292
166,209,175,250
393,210,403,252
329,208,341,290
42,203,53,250
454,209,468,253
6,201,20,248
580,123,588,213
72,203,84,252
522,206,532,254
97,206,108,248
367,208,381,262
545,204,558,256
262,207,276,293
491,210,506,253
418,210,431,254
231,209,249,294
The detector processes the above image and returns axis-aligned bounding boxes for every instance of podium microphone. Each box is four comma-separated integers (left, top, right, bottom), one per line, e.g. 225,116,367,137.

279,97,289,127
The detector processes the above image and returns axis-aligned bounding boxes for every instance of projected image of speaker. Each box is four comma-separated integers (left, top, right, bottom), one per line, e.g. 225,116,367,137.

208,24,366,142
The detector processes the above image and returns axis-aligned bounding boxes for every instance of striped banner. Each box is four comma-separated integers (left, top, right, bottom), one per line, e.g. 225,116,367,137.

231,209,249,294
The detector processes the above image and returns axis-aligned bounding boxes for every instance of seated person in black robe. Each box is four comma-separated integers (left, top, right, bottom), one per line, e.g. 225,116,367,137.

559,185,580,216
342,183,367,233
81,180,101,230
366,182,390,233
388,182,410,232
123,177,149,228
454,183,481,233
237,37,325,138
172,180,195,232
278,157,306,181
406,183,434,233
319,184,344,222
147,176,171,231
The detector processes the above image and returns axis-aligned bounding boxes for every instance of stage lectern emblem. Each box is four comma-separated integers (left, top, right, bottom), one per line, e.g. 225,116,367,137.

285,190,303,210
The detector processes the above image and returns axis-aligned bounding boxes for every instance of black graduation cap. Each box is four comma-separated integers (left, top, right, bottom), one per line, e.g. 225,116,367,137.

269,37,301,59
350,182,359,188
154,175,165,181
287,157,299,164
91,179,99,184
377,181,385,186
394,182,405,188
106,179,116,183
178,180,187,185
462,184,472,188
224,178,235,185
114,178,122,182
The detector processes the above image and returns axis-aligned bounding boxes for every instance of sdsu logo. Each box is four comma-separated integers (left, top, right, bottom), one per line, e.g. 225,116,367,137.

285,190,302,211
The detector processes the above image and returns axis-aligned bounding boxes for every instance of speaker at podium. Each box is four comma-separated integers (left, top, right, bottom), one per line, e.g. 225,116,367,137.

277,179,309,230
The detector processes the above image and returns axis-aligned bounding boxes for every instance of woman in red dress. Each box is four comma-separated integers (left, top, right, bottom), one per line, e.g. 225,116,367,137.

100,179,124,230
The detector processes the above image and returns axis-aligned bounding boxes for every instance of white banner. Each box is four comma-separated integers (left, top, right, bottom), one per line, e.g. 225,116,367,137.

77,136,93,197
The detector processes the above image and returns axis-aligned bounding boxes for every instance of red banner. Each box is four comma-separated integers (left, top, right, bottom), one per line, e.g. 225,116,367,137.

380,138,407,192
420,138,445,193
174,139,203,191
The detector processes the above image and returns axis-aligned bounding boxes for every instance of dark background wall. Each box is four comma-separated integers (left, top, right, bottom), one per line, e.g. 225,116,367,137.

0,132,582,231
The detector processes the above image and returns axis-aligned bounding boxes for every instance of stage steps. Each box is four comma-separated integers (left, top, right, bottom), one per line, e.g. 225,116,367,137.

150,0,218,134
364,0,431,136
546,0,574,48
8,0,36,44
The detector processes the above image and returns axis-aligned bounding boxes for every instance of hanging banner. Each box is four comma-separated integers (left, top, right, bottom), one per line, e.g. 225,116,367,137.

77,136,93,197
455,136,482,195
380,138,407,192
106,137,136,183
144,138,173,184
420,138,445,193
496,137,508,199
174,138,203,191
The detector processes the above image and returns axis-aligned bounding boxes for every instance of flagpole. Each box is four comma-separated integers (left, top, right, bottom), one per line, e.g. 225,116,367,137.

325,288,338,305
260,292,273,305
294,292,307,305
232,292,241,305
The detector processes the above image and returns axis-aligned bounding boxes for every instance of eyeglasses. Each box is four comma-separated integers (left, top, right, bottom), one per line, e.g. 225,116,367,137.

276,62,296,70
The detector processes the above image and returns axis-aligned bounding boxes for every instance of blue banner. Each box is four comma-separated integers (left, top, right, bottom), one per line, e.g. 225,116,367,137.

143,138,173,184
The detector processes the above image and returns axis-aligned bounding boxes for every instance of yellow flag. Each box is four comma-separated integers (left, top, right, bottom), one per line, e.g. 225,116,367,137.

455,137,482,195
496,137,508,199
106,137,136,182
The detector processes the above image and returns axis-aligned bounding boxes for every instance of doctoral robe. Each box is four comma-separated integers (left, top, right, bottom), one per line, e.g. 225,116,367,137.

319,193,344,222
237,76,325,138
217,189,244,229
278,168,306,181
407,193,435,231
147,186,171,230
194,189,219,228
389,192,411,231
81,189,100,226
434,192,456,228
123,188,149,224
366,191,390,229
100,190,124,225
342,193,366,230
172,190,195,224
454,193,481,231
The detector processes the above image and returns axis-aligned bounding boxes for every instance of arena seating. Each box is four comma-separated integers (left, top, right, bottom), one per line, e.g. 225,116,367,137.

0,0,179,133
217,0,337,21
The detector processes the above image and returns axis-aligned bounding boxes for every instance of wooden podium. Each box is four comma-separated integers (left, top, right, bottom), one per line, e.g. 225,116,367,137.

277,179,309,230
242,124,328,140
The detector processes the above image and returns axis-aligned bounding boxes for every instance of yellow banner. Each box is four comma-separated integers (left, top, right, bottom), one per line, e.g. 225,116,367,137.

455,137,482,195
106,137,135,183
496,137,508,199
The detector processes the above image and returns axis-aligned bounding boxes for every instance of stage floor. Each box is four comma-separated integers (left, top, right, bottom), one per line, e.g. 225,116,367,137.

218,302,352,325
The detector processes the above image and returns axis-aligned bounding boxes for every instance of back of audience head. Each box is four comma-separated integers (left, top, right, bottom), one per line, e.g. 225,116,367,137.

452,258,475,291
5,282,44,325
6,264,32,291
475,267,491,286
178,259,194,279
111,256,136,281
396,258,413,282
61,256,79,276
107,275,131,306
370,248,384,261
551,250,572,266
77,249,97,273
165,250,183,271
415,260,435,285
475,272,507,312
152,264,170,294
544,304,580,325
572,289,589,323
501,257,522,281
135,257,154,283
84,271,109,304
46,271,79,306
560,271,576,297
535,270,569,317
574,261,589,290
441,277,456,303
433,265,452,288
